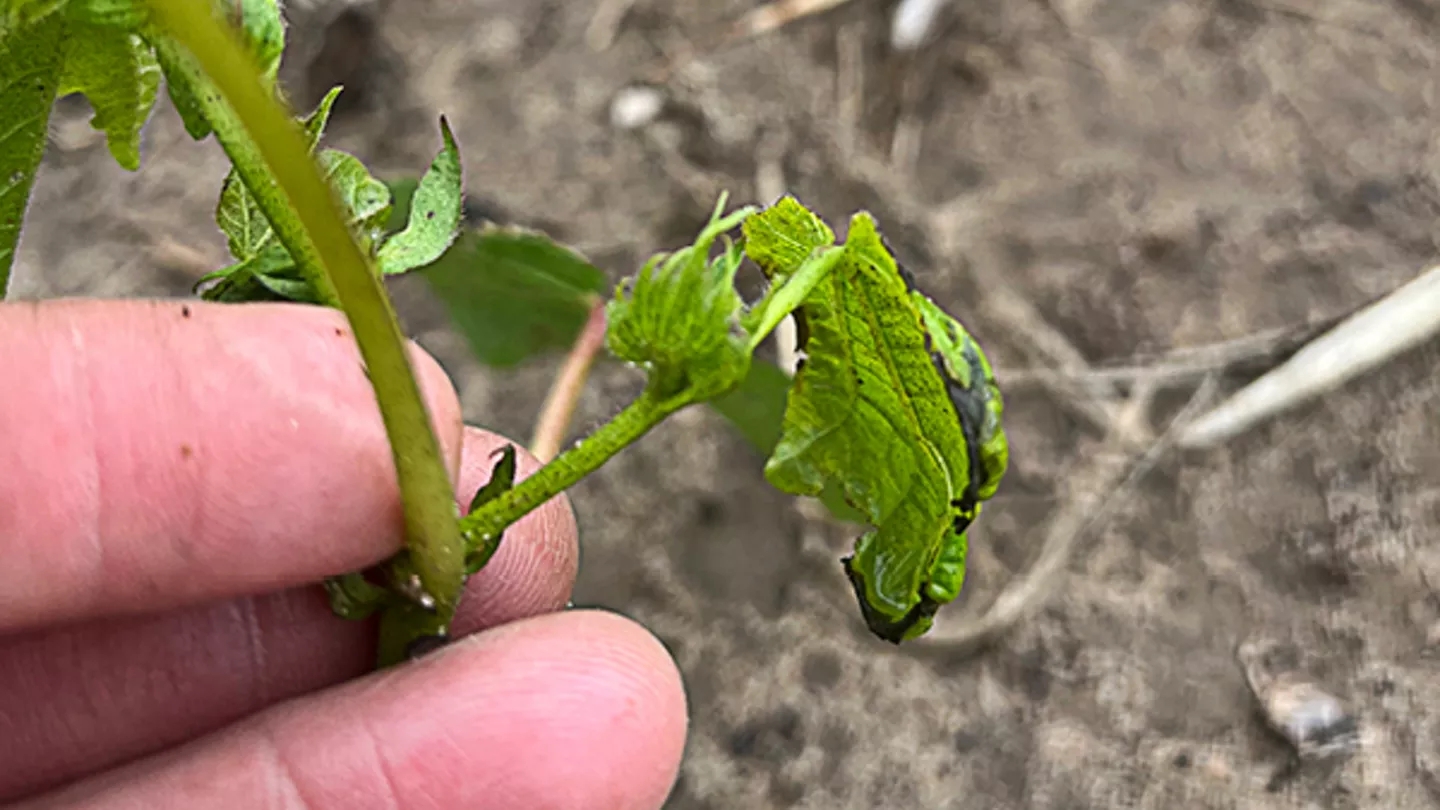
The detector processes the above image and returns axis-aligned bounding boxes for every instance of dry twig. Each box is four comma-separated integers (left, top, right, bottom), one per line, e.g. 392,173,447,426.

585,0,639,52
996,316,1342,393
1180,264,1440,448
731,0,858,40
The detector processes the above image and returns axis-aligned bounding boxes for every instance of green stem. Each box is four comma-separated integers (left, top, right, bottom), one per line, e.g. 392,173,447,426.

145,1,466,620
148,37,338,308
460,389,682,552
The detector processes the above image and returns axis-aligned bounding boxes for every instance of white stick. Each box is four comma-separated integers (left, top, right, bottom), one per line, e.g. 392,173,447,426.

891,0,949,51
1179,265,1440,448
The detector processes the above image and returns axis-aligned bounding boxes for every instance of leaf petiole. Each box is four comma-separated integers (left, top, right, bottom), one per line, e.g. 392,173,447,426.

743,245,845,353
459,388,682,560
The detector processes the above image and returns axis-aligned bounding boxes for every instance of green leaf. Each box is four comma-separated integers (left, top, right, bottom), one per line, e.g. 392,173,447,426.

65,0,148,29
606,195,756,402
743,197,989,642
196,240,295,302
3,0,64,28
376,117,462,275
222,0,284,84
383,176,418,233
323,572,390,621
215,88,340,262
707,359,866,525
57,22,160,171
708,358,790,453
301,84,342,147
215,166,273,259
421,224,607,368
464,445,517,575
0,11,65,294
317,147,392,238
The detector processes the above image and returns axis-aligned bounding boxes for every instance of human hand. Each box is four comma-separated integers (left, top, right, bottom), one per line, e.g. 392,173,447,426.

0,300,687,809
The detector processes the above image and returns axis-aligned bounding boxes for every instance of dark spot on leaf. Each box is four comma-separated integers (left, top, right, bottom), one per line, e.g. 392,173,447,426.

425,210,435,220
800,651,842,689
181,305,191,318
179,444,193,459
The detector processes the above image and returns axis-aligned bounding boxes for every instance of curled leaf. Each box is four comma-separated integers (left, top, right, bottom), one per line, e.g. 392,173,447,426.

463,445,518,575
742,197,1009,642
376,117,462,276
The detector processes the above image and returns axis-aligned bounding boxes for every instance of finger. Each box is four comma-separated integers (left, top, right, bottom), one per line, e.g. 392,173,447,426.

18,611,688,810
450,428,578,635
0,427,578,802
0,299,464,631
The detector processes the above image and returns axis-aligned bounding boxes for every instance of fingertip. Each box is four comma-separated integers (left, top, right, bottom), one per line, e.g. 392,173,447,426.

362,610,690,810
34,611,690,810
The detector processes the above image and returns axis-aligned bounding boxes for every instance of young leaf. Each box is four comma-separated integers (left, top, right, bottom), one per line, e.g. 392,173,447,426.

420,225,607,367
743,197,992,642
301,84,342,147
317,147,392,238
215,167,273,259
206,147,389,305
3,0,64,27
0,11,65,293
464,445,517,575
606,196,756,402
323,572,390,621
223,0,284,84
215,87,341,262
376,118,462,276
196,240,295,302
65,0,149,29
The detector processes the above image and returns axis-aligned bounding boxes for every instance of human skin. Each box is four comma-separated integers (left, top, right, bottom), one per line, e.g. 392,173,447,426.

0,299,688,809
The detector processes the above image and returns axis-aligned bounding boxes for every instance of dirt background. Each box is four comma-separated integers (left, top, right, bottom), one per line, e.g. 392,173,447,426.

11,0,1440,807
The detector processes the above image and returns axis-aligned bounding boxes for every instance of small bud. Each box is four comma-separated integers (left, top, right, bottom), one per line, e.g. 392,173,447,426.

606,195,755,402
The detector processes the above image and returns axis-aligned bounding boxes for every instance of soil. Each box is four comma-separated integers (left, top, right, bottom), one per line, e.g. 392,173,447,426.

12,0,1440,807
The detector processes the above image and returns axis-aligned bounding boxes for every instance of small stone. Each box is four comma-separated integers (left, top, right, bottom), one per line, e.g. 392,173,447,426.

610,85,666,130
1425,620,1440,650
1237,638,1359,762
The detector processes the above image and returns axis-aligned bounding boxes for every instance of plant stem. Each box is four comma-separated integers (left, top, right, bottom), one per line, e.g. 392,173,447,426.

462,388,682,549
145,1,466,620
148,37,338,308
530,297,607,462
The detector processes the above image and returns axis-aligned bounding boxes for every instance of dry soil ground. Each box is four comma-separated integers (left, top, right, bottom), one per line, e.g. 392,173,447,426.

11,1,1440,808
